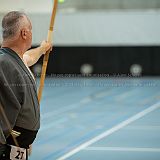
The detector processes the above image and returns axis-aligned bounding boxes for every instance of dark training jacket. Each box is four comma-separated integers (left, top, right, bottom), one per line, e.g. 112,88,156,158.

0,48,40,148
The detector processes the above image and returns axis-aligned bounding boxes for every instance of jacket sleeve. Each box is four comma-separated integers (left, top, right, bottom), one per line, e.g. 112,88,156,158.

0,61,24,139
0,123,6,144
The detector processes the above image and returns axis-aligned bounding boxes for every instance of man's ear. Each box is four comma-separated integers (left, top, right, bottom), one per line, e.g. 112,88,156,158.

21,29,27,40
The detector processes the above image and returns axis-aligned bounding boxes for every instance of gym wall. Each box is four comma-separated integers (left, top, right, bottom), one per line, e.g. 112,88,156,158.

0,9,160,76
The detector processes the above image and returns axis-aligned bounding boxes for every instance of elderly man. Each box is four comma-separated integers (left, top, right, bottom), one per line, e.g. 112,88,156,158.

0,11,52,159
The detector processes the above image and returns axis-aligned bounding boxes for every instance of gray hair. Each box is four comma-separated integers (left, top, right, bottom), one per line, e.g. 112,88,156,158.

2,11,27,40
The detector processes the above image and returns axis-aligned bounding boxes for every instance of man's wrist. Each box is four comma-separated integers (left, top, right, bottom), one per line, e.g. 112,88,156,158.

39,46,45,55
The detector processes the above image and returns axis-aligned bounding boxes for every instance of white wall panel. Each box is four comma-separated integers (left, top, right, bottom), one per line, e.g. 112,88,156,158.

29,10,160,46
0,0,52,13
1,10,160,46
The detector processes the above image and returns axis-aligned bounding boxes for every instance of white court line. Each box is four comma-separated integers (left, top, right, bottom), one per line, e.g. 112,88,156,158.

57,101,160,160
115,90,136,101
84,147,160,152
124,125,160,130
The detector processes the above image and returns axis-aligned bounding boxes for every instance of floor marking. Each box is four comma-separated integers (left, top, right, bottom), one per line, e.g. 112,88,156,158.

57,101,160,160
140,91,160,105
84,147,160,152
80,97,92,104
42,89,114,119
124,125,160,130
115,90,136,101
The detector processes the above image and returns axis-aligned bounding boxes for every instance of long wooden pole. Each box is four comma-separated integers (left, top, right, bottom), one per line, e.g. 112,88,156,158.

38,0,58,102
28,1,58,155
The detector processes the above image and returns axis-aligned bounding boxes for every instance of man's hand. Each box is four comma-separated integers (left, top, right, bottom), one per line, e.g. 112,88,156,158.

40,41,52,54
23,41,52,67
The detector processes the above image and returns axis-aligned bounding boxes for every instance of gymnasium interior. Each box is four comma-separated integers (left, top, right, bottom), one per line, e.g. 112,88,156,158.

1,0,160,159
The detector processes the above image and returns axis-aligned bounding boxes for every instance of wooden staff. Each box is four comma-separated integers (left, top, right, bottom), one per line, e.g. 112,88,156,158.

28,1,58,155
38,0,58,102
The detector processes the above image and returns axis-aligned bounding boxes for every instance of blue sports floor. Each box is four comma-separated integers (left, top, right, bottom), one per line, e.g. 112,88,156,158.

30,77,160,160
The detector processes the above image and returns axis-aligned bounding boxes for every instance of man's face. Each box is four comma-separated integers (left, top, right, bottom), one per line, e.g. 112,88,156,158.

21,16,32,50
25,17,32,49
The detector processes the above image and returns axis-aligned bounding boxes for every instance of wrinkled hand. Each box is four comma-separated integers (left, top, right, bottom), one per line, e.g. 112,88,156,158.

40,40,52,54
